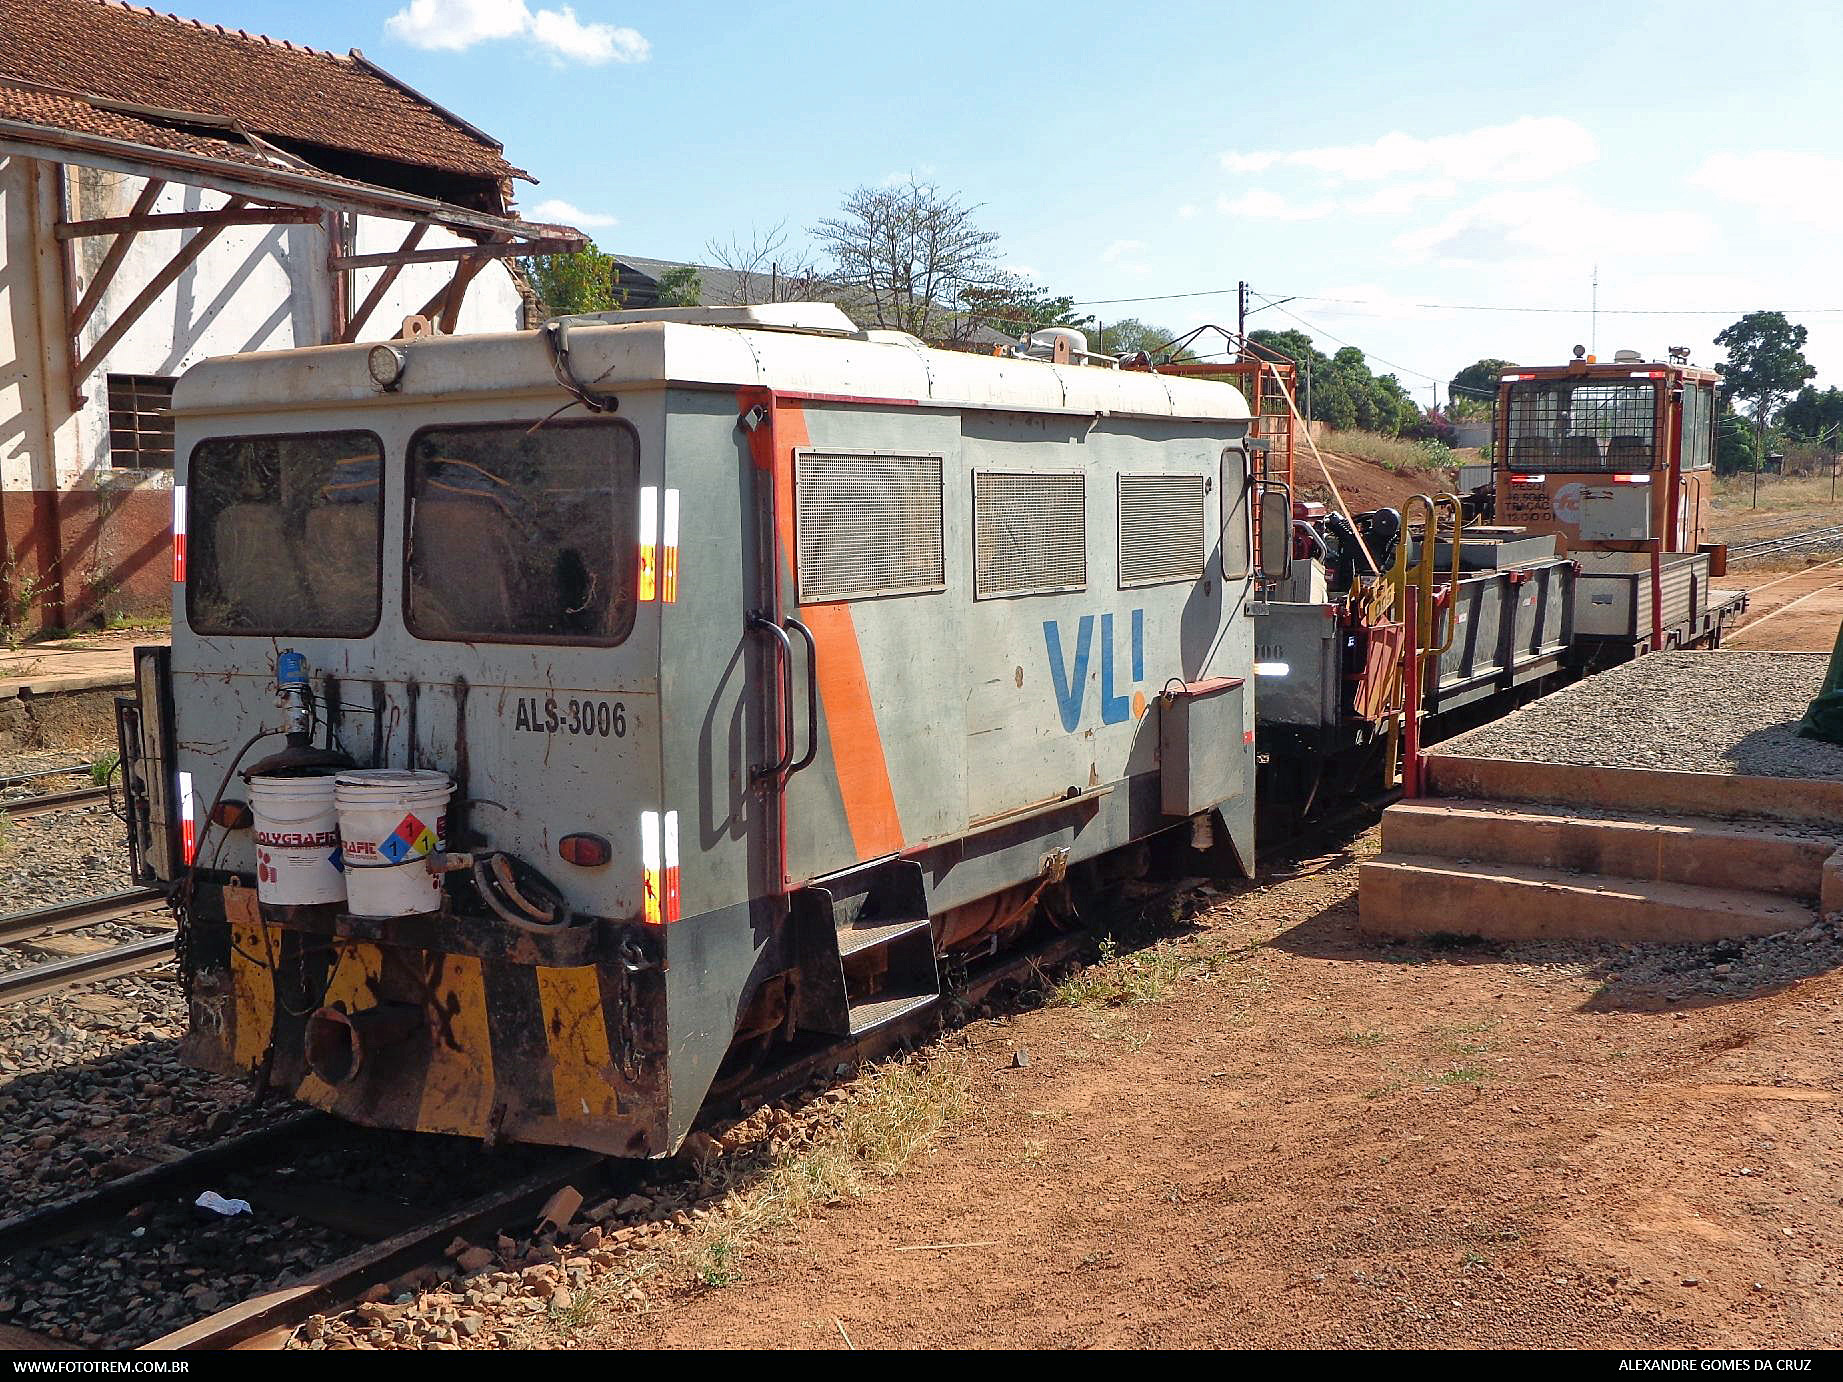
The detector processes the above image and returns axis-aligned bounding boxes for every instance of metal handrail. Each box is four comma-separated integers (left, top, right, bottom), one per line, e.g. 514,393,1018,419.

747,612,796,784
784,617,819,777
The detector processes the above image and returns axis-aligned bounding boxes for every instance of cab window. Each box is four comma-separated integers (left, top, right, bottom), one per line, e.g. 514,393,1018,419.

186,431,383,636
405,419,640,646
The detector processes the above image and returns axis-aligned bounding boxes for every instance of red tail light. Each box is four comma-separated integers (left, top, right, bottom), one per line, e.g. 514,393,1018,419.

559,833,611,867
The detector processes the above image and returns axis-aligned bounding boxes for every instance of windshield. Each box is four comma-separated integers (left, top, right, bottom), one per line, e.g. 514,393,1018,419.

1504,379,1659,473
186,431,383,636
405,419,640,646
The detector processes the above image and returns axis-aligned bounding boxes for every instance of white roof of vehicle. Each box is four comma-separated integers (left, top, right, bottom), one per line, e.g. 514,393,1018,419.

174,306,1255,424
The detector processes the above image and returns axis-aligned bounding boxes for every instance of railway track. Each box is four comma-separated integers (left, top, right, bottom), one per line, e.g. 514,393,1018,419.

0,888,171,1005
3,784,112,819
0,918,1089,1351
1728,523,1843,562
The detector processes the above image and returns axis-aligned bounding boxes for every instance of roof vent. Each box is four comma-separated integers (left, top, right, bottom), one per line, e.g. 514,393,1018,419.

1613,349,1643,364
1011,326,1118,368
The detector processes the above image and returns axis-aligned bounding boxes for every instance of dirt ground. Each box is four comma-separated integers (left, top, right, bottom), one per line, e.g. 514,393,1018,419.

568,837,1843,1350
1725,561,1843,653
1296,450,1455,516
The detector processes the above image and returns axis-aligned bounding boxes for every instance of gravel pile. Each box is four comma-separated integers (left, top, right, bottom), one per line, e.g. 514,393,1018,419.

294,1092,849,1350
1442,651,1843,779
0,972,263,1219
0,806,136,916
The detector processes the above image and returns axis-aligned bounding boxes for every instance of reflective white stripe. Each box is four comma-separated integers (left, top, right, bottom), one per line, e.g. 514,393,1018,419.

663,809,679,870
1253,661,1290,677
178,769,196,864
640,810,661,870
661,488,680,603
638,485,659,601
638,486,659,545
171,485,187,582
1510,473,1546,484
1611,473,1651,484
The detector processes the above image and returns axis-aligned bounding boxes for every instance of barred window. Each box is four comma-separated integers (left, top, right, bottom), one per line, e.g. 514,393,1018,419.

796,453,946,603
1118,473,1206,586
1505,379,1659,473
974,471,1086,599
106,374,175,469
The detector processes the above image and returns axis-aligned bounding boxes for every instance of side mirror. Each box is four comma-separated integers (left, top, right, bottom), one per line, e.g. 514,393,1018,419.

1260,487,1293,582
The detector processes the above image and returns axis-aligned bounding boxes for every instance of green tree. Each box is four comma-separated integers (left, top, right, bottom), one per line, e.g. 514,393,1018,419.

655,265,702,307
1449,357,1509,420
963,273,1090,339
519,240,621,316
1714,311,1816,428
1716,406,1760,476
1084,318,1198,362
1781,385,1843,445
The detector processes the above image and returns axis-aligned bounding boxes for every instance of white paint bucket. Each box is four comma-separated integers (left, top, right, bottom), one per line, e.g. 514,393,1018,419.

334,769,453,917
247,775,345,906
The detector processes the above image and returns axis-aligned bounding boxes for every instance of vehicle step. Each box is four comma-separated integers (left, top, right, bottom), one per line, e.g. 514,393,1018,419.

1380,797,1841,900
1358,852,1816,944
847,990,940,1037
837,915,934,958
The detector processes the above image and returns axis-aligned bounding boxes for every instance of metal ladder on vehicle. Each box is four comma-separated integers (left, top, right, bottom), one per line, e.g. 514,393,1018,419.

790,857,940,1038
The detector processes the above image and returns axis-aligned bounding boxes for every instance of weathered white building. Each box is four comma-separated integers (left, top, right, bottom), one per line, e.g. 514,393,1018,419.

0,1,580,629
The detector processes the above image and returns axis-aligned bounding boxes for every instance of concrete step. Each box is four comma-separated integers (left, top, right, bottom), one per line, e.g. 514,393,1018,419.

1381,797,1843,903
1424,752,1843,828
1358,853,1816,944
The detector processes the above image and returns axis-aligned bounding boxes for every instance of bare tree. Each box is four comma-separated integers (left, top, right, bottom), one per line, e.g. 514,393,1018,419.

703,219,832,305
810,178,1001,341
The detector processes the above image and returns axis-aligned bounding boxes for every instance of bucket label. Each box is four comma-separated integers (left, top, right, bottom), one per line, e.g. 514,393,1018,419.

254,828,339,848
378,812,439,864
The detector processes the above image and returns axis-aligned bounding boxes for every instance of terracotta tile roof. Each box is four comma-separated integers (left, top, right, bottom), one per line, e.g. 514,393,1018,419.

3,0,524,186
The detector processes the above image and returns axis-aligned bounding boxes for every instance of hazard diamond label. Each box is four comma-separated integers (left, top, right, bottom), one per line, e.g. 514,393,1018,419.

379,812,438,864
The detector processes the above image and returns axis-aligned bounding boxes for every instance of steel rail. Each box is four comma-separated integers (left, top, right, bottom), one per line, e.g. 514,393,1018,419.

1728,523,1843,561
0,887,167,947
134,924,1099,1351
0,932,173,1006
3,785,113,818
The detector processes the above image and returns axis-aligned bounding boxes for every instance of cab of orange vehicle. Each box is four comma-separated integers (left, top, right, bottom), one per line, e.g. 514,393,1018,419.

1494,347,1719,556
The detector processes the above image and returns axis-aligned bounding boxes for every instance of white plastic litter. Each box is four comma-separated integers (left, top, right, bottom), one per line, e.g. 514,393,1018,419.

195,1191,252,1216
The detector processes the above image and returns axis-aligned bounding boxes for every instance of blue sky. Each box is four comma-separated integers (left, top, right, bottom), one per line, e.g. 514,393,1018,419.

182,1,1843,402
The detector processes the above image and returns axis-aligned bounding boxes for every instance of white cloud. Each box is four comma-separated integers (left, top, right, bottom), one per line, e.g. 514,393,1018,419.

1102,239,1146,263
1176,203,1198,221
528,197,617,228
385,1,649,64
1221,116,1597,185
1345,179,1458,217
1691,151,1843,228
1217,188,1334,221
1394,187,1718,266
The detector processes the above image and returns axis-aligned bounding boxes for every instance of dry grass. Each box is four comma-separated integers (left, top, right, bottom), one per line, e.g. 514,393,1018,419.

675,1050,973,1290
1320,429,1454,477
1050,936,1200,1008
29,692,118,755
1712,473,1843,511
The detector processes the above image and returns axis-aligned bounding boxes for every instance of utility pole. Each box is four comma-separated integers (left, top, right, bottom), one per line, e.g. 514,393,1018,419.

1590,265,1598,356
1237,280,1248,344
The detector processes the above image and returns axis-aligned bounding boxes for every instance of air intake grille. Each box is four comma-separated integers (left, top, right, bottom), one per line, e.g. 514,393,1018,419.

796,452,945,603
974,471,1086,598
1118,473,1205,586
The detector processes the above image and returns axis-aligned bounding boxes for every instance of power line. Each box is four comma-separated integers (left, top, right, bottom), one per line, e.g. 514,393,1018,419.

1255,297,1445,387
1067,285,1843,317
